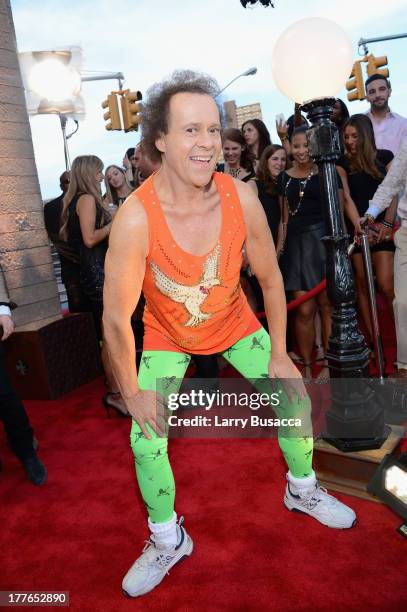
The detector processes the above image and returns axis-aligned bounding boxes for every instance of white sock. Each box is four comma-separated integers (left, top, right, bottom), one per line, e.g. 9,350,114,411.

148,512,178,549
287,470,316,489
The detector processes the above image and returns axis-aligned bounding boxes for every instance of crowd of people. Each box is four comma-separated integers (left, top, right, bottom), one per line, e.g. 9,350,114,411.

40,72,407,397
1,67,407,598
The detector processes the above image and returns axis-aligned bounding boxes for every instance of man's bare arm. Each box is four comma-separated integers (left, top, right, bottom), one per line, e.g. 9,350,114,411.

103,195,148,398
103,196,166,438
236,180,287,355
235,179,305,396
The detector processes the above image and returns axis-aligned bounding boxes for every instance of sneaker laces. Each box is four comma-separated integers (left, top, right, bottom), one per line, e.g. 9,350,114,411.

135,516,185,572
134,538,176,572
295,483,335,511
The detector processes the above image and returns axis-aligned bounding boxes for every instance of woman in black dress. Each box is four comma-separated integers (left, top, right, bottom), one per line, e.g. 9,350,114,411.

250,144,287,245
277,127,342,379
60,155,128,415
339,114,397,344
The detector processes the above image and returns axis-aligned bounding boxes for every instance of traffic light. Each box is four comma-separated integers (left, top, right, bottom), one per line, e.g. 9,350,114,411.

101,94,121,131
366,54,389,79
346,61,365,102
121,90,142,132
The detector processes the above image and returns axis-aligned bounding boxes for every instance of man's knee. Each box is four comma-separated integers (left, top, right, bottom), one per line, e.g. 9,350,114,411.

130,429,168,465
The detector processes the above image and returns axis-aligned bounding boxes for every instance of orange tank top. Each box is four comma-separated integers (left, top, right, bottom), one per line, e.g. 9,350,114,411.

138,172,261,354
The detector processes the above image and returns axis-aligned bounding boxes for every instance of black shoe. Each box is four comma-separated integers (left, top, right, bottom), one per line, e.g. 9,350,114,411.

21,455,47,486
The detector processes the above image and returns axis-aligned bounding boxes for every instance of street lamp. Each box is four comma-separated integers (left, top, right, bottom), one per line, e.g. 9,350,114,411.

216,67,257,97
272,18,388,451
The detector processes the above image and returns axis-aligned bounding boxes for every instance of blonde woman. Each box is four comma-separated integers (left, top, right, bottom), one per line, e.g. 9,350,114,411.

104,165,134,210
60,155,127,416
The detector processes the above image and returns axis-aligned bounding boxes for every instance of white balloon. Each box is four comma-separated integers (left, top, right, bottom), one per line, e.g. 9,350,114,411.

272,18,353,104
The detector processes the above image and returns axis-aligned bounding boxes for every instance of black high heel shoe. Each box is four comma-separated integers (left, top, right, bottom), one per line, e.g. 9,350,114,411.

102,392,129,418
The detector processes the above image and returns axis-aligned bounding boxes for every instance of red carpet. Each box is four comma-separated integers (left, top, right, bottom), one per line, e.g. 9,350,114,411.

1,373,406,611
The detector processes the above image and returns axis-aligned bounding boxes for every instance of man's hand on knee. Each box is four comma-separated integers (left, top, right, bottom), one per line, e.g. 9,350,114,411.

125,390,167,439
268,353,307,401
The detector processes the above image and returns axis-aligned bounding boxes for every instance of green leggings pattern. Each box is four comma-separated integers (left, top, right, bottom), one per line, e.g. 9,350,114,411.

131,327,313,523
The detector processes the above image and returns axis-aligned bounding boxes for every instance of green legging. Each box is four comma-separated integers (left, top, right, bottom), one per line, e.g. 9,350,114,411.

131,327,313,523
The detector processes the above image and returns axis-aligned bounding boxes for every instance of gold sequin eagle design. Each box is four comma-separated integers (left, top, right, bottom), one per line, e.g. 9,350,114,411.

150,244,222,327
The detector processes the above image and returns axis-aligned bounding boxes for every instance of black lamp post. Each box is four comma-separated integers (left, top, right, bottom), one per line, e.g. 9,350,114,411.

271,18,390,452
303,99,388,451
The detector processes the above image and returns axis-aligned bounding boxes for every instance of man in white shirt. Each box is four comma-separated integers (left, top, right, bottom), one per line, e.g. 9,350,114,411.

365,74,407,156
361,140,407,376
0,265,47,484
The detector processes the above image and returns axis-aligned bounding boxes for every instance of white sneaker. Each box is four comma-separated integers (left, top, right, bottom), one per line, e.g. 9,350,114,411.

122,517,193,598
284,475,357,529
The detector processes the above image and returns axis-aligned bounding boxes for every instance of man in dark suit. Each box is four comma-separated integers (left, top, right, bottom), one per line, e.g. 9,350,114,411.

0,265,47,485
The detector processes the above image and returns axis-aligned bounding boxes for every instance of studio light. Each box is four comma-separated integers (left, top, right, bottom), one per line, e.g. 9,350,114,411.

368,453,407,536
28,58,81,102
19,47,84,118
19,47,84,170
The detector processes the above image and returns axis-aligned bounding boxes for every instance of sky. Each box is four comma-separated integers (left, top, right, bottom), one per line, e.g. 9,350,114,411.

10,0,407,200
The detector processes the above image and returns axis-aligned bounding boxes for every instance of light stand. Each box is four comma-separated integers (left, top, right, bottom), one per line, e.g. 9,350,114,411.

58,114,79,171
59,114,70,171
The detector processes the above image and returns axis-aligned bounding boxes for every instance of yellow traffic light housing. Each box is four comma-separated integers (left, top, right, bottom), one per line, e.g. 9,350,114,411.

121,90,143,132
346,61,365,102
101,94,121,131
366,54,389,79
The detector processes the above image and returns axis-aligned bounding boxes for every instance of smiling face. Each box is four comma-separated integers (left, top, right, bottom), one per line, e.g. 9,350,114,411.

267,149,286,178
223,139,244,166
291,132,310,165
242,122,259,147
344,125,358,156
106,167,125,189
366,78,391,112
155,92,221,187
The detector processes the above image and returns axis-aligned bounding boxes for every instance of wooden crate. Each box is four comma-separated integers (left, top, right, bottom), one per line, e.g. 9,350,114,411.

5,313,101,399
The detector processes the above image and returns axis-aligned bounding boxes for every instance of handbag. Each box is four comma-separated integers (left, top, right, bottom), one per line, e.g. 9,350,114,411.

79,242,107,301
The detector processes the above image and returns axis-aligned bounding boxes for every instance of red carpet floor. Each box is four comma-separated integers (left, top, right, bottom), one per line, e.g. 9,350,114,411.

1,373,407,612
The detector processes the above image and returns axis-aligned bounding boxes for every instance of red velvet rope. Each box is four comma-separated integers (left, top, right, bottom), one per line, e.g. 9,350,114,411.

255,278,327,319
254,224,400,320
